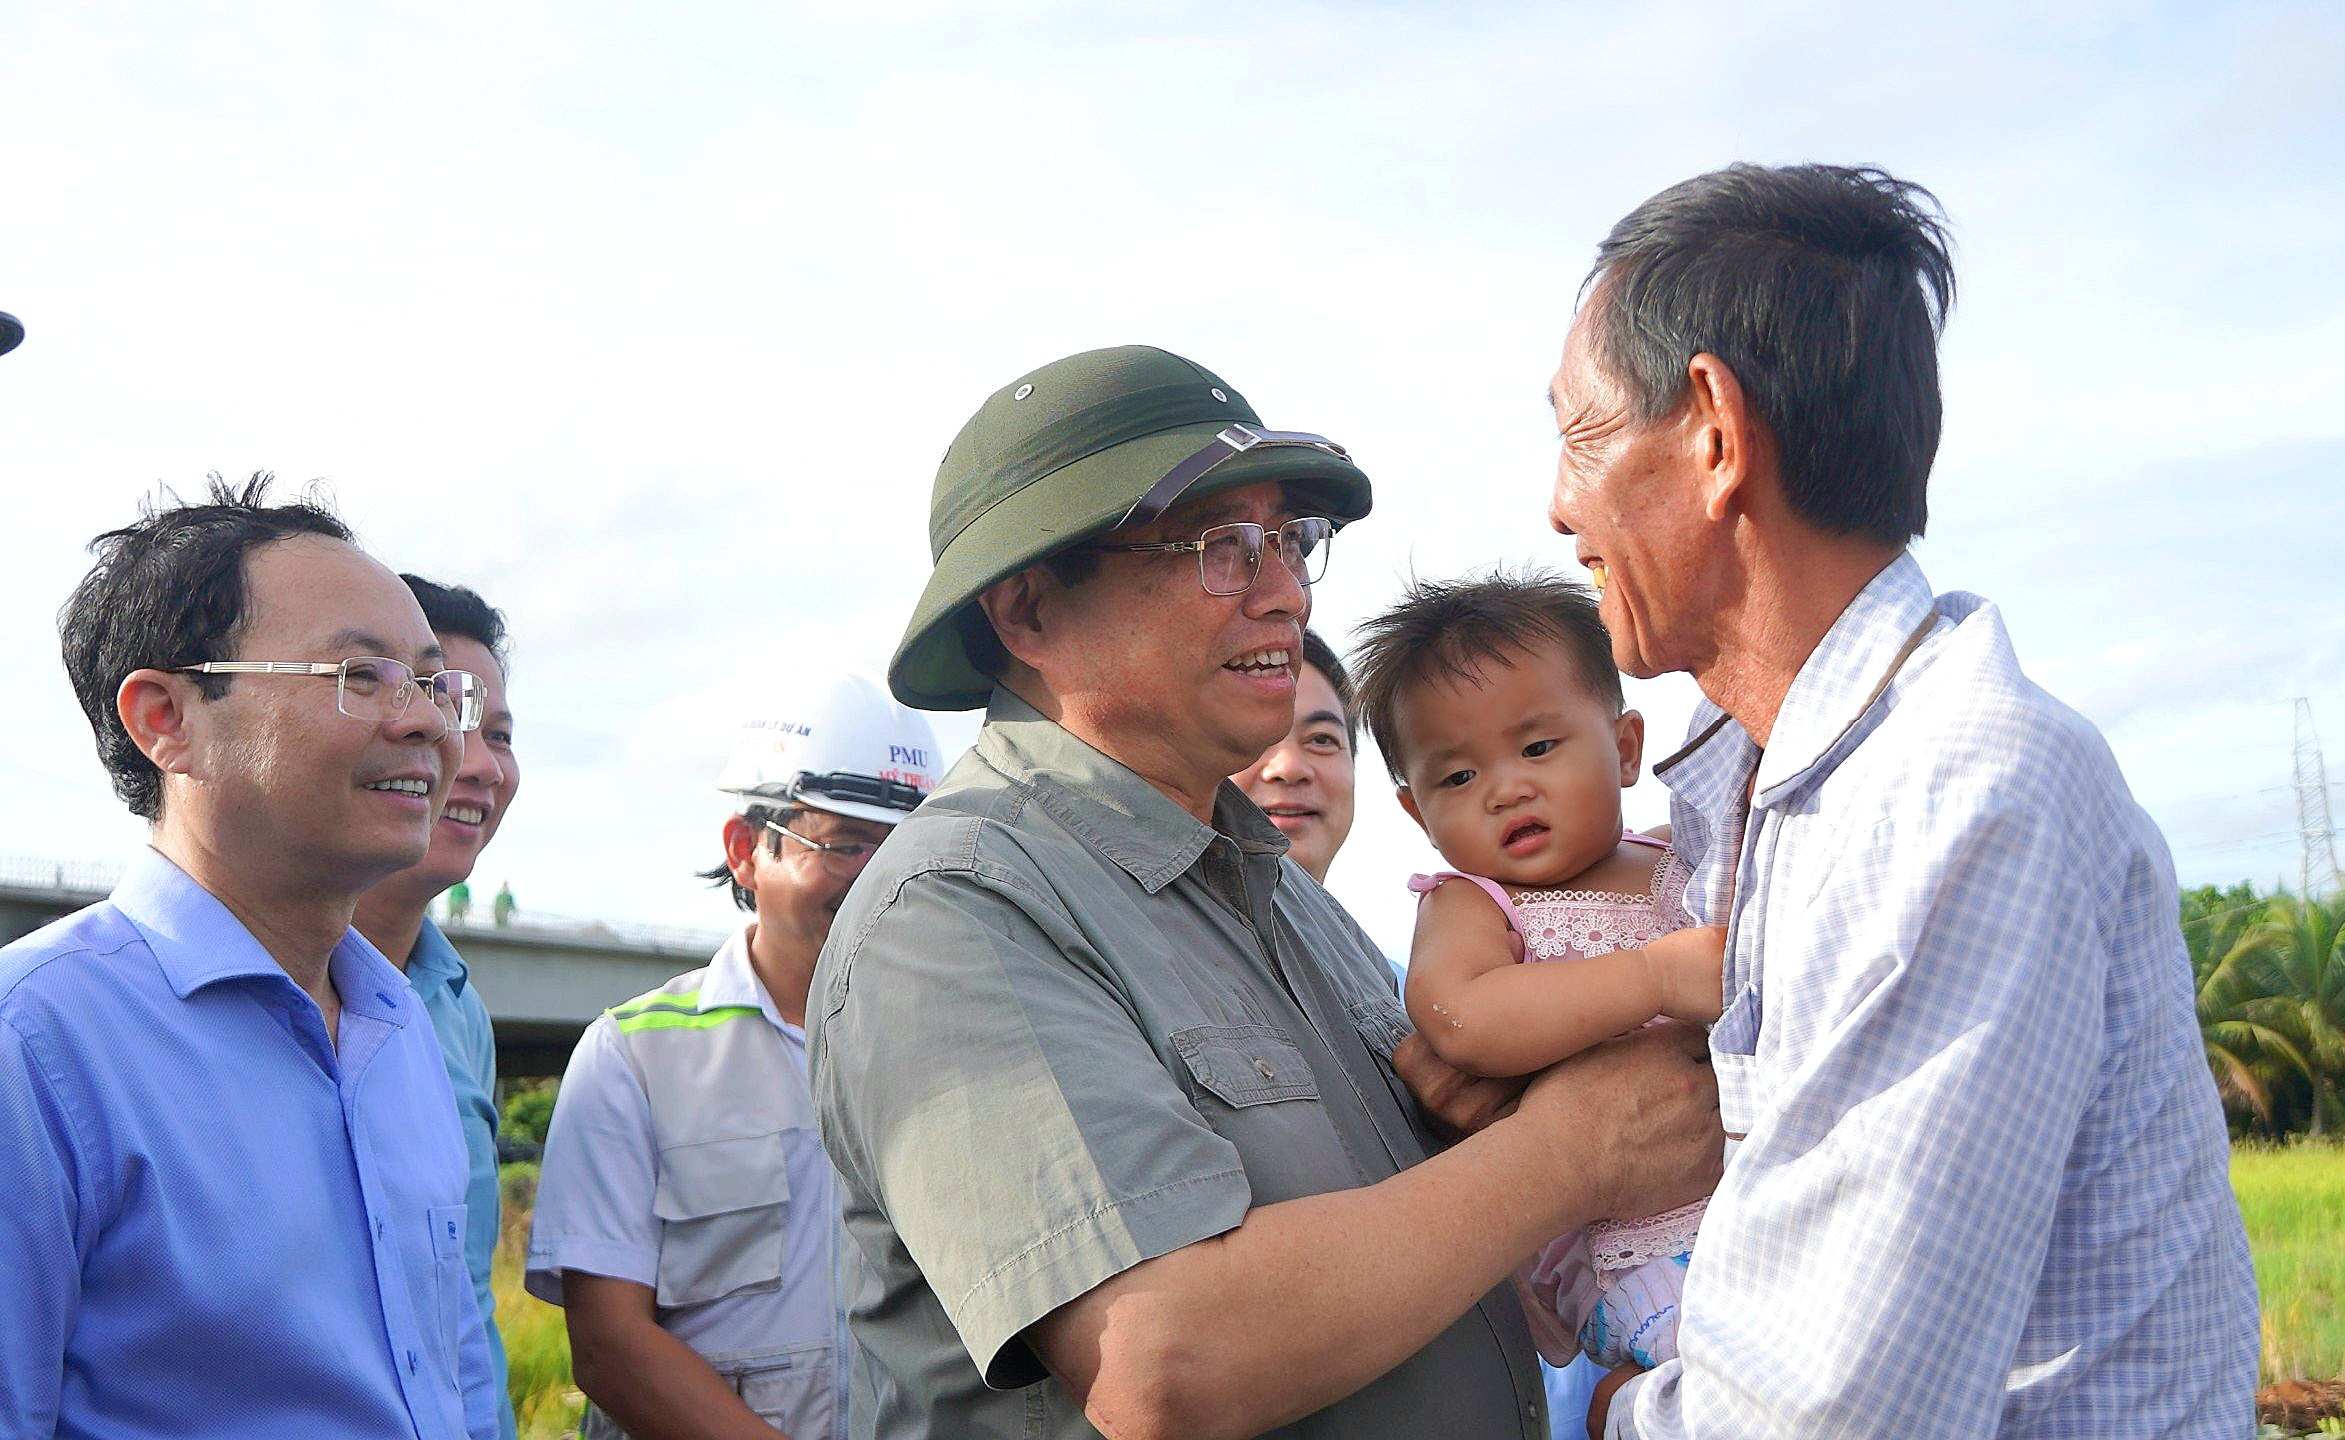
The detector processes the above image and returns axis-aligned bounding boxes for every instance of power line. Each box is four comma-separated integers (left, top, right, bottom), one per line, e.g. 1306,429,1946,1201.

2175,830,2301,856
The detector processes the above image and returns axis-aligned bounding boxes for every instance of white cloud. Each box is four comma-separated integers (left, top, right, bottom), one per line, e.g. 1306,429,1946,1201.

2,0,2338,948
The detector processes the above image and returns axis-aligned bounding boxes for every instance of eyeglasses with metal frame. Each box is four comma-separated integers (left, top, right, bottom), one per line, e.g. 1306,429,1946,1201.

1090,515,1335,597
763,819,883,870
169,656,486,732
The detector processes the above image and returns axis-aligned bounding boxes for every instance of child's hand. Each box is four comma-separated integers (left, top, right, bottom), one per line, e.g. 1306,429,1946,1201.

1641,925,1727,1024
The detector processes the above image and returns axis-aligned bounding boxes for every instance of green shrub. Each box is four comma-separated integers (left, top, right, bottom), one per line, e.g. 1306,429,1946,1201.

499,1160,539,1215
502,1079,559,1148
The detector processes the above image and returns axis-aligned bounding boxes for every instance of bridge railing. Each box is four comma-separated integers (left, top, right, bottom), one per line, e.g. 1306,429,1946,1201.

440,910,726,957
0,853,120,898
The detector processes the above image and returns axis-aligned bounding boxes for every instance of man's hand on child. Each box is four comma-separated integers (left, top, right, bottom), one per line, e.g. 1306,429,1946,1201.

1517,1023,1722,1223
1641,925,1727,1024
1392,1029,1527,1139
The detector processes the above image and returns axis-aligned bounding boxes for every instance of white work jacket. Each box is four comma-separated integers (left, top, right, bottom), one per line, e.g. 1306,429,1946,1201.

529,928,844,1439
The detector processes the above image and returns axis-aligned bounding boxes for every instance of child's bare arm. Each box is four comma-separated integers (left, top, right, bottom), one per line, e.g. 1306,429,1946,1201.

1402,881,1521,1064
1639,925,1727,1024
1407,883,1707,1078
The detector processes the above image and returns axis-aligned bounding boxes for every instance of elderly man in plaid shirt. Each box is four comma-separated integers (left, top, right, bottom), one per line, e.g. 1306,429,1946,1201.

1548,163,2257,1438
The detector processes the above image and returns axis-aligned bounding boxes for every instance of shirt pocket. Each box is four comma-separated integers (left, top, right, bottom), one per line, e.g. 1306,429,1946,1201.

1171,1023,1320,1107
1709,984,1766,1137
426,1202,471,1378
1172,1022,1364,1206
712,1339,836,1439
1710,982,1762,1055
1345,995,1413,1062
652,1131,790,1308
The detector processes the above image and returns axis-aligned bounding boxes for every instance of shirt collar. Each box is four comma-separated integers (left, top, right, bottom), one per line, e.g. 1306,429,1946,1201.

109,846,410,1025
1752,552,1939,804
1655,552,1939,813
976,687,1288,894
402,918,470,999
704,925,765,1012
1652,702,1751,824
706,923,789,1030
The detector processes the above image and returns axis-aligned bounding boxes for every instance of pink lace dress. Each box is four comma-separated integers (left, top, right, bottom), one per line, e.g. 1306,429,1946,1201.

1407,832,1708,1366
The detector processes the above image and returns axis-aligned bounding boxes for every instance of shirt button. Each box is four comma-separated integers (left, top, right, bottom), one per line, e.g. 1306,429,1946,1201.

1255,1059,1276,1080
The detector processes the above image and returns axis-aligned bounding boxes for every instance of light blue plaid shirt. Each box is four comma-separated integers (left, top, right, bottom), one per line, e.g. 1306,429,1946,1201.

1609,554,2256,1438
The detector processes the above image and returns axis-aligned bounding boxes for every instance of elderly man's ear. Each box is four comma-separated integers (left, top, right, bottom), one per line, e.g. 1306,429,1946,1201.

116,670,201,781
1682,351,1766,523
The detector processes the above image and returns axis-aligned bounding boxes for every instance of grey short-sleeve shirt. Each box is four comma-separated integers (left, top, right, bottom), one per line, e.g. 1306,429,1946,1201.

810,691,1545,1439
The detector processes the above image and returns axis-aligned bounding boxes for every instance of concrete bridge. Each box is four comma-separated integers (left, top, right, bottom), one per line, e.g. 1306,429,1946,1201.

0,856,720,1078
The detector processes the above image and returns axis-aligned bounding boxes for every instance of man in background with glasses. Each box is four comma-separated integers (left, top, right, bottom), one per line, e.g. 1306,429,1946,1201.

528,673,940,1440
1229,627,1357,888
810,347,1721,1440
0,476,500,1440
355,576,525,1440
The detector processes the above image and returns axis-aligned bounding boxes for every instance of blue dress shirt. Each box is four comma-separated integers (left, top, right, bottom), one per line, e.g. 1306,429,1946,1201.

406,920,517,1440
0,848,499,1439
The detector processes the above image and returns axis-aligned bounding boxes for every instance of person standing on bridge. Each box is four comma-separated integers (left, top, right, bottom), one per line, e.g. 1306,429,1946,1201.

527,672,941,1440
0,476,500,1440
355,576,524,1440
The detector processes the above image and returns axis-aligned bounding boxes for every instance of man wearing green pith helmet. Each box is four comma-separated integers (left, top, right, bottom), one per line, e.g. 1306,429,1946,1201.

809,345,1725,1439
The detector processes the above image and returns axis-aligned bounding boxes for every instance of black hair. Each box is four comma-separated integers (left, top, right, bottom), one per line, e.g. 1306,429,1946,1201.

700,804,795,912
1350,567,1622,783
59,473,352,820
1299,627,1357,748
1583,163,1955,547
402,574,511,676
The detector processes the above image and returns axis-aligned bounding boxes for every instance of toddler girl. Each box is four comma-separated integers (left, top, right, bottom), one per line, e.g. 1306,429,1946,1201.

1352,568,1724,1373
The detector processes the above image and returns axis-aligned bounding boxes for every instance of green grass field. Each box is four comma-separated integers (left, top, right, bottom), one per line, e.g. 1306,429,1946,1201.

2235,1141,2345,1385
489,1144,2345,1436
494,1165,585,1440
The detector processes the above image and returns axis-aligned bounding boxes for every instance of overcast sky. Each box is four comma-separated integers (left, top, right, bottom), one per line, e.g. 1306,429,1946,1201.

3,1,2339,958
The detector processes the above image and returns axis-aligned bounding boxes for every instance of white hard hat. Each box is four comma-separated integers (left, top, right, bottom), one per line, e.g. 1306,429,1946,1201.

715,672,944,826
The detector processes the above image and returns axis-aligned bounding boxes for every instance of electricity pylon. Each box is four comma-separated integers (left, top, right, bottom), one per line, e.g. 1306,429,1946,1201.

2295,698,2342,899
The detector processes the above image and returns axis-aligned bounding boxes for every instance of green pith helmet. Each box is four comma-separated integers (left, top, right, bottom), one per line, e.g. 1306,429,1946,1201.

889,344,1374,711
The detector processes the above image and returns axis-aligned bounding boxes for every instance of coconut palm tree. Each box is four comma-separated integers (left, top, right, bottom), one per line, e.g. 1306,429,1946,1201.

2247,894,2345,1136
2185,884,2312,1135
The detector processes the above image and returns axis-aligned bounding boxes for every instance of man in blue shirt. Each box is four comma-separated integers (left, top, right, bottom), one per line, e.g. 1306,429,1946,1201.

0,475,502,1440
356,576,525,1440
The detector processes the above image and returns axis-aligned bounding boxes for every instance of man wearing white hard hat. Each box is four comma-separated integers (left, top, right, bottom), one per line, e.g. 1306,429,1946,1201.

527,673,941,1440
